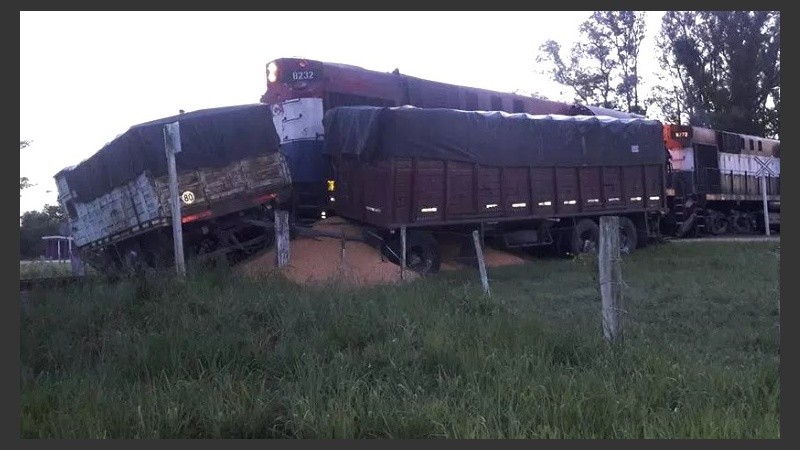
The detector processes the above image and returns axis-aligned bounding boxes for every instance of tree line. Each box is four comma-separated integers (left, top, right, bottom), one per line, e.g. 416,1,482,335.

536,11,780,138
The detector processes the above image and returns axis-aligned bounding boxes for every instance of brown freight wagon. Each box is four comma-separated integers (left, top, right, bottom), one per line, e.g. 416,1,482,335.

322,106,667,274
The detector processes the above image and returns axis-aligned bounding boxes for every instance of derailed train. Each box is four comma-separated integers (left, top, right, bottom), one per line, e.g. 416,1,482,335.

261,57,780,239
53,57,780,274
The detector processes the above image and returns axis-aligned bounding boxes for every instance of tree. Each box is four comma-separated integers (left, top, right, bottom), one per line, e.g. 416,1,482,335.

20,140,34,195
20,178,33,192
591,11,647,114
648,81,685,125
538,40,593,105
654,11,780,137
578,17,619,109
536,11,647,113
20,204,67,259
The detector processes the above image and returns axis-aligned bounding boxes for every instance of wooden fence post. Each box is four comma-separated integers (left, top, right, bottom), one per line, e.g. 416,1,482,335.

761,175,770,237
774,246,780,352
599,216,623,344
400,226,407,280
340,228,346,264
70,251,85,276
67,238,85,276
472,229,491,296
275,209,290,267
163,121,186,278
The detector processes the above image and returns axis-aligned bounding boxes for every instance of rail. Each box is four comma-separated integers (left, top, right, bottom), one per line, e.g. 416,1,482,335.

19,275,104,292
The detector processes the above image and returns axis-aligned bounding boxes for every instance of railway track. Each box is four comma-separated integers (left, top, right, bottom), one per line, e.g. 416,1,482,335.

665,234,780,243
20,231,780,293
20,275,105,292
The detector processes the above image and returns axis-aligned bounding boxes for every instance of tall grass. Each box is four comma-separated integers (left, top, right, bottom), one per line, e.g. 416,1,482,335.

20,242,780,438
20,260,72,279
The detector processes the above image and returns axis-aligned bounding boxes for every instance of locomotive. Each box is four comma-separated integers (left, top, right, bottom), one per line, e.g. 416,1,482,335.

662,124,779,237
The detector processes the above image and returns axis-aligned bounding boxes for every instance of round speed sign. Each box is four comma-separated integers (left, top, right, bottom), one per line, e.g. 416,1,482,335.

181,191,196,205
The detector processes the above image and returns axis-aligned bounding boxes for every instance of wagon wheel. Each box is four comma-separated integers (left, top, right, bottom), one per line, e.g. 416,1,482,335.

731,213,754,234
382,231,441,275
194,236,229,267
571,219,599,255
707,210,729,235
570,218,637,255
617,216,638,254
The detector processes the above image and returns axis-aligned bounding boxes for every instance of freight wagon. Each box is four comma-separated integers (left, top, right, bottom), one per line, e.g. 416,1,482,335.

259,57,645,220
54,104,293,273
322,106,667,274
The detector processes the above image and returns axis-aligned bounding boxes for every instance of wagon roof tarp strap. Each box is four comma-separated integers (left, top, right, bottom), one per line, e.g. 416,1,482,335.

58,103,281,203
322,106,666,167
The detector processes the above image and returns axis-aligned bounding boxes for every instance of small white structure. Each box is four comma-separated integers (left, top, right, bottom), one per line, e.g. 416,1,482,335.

41,235,73,261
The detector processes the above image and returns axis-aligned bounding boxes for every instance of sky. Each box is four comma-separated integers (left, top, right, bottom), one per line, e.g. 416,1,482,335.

20,11,665,215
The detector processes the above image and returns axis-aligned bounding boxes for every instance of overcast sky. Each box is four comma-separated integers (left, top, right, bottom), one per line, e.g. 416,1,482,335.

20,11,664,215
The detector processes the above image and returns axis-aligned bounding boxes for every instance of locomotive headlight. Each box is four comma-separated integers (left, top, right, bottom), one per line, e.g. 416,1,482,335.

267,62,278,83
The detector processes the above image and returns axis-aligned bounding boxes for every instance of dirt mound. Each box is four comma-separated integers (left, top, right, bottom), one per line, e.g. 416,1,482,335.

240,217,527,286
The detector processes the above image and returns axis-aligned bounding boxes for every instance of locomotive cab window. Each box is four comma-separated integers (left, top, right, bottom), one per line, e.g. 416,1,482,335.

758,141,763,152
749,139,754,151
512,99,525,113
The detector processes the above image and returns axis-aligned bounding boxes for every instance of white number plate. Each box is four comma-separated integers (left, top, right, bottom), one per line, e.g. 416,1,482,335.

291,70,315,81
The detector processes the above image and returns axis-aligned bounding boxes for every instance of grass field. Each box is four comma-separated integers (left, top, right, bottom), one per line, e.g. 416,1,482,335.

20,241,780,438
19,260,72,279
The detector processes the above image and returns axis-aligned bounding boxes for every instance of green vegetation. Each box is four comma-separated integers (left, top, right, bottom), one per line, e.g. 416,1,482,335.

19,204,67,260
20,260,72,279
20,242,780,438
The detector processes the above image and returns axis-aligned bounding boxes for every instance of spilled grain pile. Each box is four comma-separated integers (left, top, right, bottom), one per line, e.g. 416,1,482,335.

481,247,527,267
240,216,527,286
241,217,419,286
